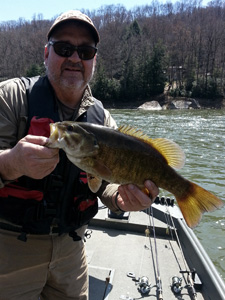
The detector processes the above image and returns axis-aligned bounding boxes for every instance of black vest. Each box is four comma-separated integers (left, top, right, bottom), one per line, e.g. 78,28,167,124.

0,76,105,240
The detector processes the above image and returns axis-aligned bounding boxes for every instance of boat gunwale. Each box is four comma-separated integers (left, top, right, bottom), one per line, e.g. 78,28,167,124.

89,203,225,300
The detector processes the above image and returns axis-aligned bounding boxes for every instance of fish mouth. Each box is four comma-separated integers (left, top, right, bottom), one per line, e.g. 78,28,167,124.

49,123,55,134
49,123,59,139
47,123,63,147
47,122,99,157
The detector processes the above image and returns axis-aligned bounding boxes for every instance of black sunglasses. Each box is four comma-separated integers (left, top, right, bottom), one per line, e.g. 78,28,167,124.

48,41,97,60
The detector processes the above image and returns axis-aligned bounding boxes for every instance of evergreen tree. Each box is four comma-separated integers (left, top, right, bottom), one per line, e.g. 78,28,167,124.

91,63,120,101
142,44,167,97
26,63,45,77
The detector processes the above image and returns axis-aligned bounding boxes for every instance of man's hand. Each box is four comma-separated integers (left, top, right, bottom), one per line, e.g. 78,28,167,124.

114,180,159,212
0,135,59,180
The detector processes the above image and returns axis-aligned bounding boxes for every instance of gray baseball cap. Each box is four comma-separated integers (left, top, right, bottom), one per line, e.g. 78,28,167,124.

47,10,100,43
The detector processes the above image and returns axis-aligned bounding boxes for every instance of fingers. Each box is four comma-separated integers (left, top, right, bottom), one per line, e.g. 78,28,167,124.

117,180,159,212
21,135,59,157
11,135,60,179
22,135,48,146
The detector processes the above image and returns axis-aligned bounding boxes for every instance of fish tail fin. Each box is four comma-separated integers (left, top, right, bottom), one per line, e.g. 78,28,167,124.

175,181,223,228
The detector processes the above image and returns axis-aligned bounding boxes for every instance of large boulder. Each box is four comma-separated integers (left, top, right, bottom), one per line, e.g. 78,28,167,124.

138,101,162,110
168,100,191,109
165,98,201,109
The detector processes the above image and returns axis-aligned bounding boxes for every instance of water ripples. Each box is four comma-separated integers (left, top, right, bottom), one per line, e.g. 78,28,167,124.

110,108,225,279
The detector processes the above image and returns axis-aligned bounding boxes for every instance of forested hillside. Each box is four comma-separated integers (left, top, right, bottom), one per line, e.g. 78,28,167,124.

0,0,224,103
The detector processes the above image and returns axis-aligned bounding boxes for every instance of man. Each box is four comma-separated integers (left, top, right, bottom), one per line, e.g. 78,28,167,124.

0,10,158,300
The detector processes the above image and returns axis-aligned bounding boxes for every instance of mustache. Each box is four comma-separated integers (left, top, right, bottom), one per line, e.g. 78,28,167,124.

61,61,84,72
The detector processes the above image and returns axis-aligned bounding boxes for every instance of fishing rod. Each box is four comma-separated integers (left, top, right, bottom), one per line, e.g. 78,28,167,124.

146,206,163,300
162,197,198,300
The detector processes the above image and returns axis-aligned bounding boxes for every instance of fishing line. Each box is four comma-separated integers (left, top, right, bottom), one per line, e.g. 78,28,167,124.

163,200,188,273
163,199,198,299
147,206,163,300
138,229,148,279
144,208,157,279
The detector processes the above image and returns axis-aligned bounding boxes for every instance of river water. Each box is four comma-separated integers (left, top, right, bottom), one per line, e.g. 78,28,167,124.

109,108,225,280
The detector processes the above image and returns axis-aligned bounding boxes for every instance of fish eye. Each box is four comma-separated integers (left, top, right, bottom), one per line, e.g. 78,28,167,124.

67,125,73,132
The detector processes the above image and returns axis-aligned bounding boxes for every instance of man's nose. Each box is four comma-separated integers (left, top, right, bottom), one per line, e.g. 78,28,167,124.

68,50,81,62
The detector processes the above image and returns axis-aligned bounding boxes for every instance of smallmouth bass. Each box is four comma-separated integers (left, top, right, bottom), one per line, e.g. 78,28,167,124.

46,121,223,228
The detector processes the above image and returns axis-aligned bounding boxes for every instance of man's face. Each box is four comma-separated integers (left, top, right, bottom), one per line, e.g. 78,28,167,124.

44,22,96,93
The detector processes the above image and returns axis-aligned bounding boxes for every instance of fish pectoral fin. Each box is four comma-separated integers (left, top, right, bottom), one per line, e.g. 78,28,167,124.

87,160,112,192
87,174,102,193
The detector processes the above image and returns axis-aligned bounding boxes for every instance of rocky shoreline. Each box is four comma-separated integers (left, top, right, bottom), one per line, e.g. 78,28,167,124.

104,95,225,110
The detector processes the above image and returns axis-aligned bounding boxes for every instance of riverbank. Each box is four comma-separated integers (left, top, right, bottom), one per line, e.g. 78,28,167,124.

103,94,225,110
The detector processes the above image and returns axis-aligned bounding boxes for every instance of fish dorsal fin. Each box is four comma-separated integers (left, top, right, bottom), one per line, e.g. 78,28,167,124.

118,125,150,140
118,125,185,169
149,138,185,169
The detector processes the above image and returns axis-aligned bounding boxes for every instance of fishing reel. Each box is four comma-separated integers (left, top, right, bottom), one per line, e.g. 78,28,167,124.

137,276,151,295
171,276,182,294
126,272,151,295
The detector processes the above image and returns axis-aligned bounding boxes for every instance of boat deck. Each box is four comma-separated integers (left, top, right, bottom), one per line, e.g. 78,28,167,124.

86,202,210,300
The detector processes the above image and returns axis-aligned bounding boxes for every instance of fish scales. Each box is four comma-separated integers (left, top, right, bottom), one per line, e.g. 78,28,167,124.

97,138,186,195
85,125,169,187
46,121,224,228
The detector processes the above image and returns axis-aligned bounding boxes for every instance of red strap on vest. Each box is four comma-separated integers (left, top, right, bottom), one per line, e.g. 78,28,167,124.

0,184,43,201
79,172,88,184
0,116,53,201
73,196,97,211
